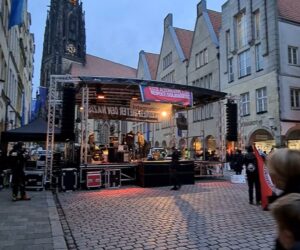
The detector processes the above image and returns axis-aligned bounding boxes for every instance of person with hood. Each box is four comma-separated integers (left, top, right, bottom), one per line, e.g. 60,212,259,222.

243,145,261,205
9,142,31,201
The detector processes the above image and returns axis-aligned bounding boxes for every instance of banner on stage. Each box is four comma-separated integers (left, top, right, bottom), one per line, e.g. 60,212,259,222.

139,86,193,106
89,103,171,123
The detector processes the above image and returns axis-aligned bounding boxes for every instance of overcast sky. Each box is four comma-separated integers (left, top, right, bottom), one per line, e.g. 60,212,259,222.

28,0,225,94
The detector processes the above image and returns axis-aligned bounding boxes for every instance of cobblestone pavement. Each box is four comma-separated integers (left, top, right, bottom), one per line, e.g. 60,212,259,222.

58,181,276,250
0,189,67,250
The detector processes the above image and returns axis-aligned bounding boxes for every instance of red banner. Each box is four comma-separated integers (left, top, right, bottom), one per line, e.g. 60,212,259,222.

254,146,274,210
140,86,193,106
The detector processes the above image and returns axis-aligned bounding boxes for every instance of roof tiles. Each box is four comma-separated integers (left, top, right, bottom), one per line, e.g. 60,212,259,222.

144,52,159,80
207,10,222,37
278,0,300,24
70,54,136,78
174,28,194,59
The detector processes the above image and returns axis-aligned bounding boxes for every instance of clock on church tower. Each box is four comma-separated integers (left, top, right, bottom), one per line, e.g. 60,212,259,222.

66,43,77,55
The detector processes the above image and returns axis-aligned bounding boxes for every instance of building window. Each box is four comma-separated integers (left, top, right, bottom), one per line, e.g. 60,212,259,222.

228,58,234,82
161,70,175,83
236,12,247,49
256,87,267,113
195,52,200,69
291,88,300,109
255,44,263,71
240,92,250,116
192,73,212,89
163,52,172,69
195,49,208,69
253,11,260,40
288,46,298,65
238,50,251,77
226,30,231,55
193,104,213,122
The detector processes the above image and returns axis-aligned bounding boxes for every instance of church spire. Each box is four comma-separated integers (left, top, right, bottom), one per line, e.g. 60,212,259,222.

40,0,86,87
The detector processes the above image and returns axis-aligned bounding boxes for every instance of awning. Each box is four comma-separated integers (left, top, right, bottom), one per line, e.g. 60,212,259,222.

1,117,63,142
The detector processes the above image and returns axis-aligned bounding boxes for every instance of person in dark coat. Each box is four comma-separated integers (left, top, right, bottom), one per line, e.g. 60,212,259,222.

9,142,31,201
270,193,300,250
243,145,261,205
233,149,244,175
170,146,181,191
267,149,300,250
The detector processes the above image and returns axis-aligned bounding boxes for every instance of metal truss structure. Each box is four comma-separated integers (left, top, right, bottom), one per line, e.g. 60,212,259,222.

45,75,81,185
80,85,89,165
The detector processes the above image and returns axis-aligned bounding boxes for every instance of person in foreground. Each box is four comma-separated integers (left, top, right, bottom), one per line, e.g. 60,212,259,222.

270,193,300,250
170,146,181,191
267,149,300,249
9,142,31,201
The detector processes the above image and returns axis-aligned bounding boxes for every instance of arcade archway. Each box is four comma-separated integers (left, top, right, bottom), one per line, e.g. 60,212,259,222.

249,129,275,153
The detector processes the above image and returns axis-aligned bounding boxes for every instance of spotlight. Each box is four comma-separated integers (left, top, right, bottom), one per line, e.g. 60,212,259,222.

96,87,105,99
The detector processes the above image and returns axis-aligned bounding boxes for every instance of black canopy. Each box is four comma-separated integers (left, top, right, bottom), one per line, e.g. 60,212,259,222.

1,118,64,142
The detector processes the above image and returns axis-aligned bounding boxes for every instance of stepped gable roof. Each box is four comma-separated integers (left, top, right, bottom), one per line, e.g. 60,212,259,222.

278,0,300,24
144,52,159,80
207,10,222,37
71,54,136,77
174,28,194,59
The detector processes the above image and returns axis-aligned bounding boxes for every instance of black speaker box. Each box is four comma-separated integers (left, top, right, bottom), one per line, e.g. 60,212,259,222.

61,88,76,140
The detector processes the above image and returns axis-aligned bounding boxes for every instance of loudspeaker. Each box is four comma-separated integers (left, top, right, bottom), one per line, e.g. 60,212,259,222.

61,87,75,140
226,101,238,141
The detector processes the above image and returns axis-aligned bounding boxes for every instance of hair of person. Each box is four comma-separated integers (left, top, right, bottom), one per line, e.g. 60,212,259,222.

267,149,300,191
270,193,300,241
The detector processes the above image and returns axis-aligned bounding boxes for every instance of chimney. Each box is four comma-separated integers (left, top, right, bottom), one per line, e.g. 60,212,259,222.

197,0,207,17
164,13,173,31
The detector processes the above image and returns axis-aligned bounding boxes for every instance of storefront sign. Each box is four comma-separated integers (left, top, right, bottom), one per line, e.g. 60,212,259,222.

88,105,160,122
140,86,193,106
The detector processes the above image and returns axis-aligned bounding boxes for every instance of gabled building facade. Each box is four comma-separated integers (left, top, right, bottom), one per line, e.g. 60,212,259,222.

130,50,159,144
220,0,300,151
0,0,34,138
154,13,193,149
187,0,222,156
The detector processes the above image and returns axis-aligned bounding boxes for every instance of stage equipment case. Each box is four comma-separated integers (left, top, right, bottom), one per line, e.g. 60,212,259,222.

61,168,77,191
105,169,121,188
25,170,44,191
86,171,102,189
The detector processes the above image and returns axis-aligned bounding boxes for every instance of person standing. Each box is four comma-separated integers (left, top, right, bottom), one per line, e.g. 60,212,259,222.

243,145,261,205
170,146,181,191
234,149,244,175
137,131,145,158
9,142,31,201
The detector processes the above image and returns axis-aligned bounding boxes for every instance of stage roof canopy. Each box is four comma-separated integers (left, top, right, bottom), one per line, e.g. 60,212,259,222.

75,76,227,109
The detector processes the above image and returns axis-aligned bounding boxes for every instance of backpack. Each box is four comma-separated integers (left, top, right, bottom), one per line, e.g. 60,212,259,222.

246,162,256,172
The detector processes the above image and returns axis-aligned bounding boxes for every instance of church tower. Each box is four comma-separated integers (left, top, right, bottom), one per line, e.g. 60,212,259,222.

40,0,86,87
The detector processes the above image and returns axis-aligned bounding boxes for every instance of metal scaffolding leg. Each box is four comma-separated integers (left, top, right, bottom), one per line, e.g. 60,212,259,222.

80,86,89,164
45,75,57,185
218,100,226,162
